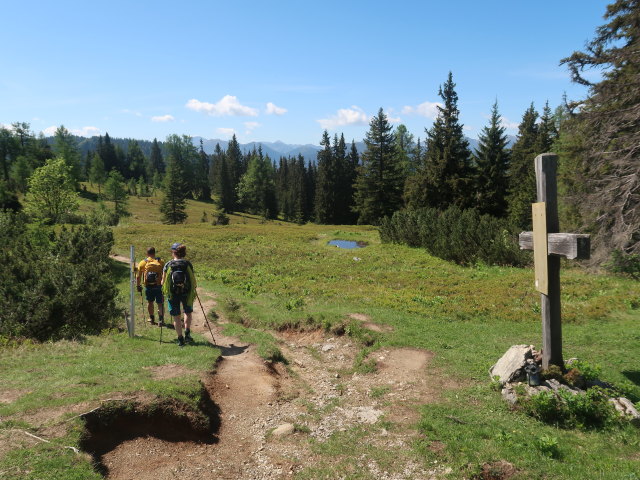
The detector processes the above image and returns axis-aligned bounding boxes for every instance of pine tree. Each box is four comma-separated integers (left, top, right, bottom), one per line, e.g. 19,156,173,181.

194,139,211,201
148,138,165,177
89,154,107,194
237,152,277,218
353,108,403,224
473,101,511,217
226,134,243,209
404,72,472,210
314,130,336,223
127,140,147,181
506,103,539,230
98,133,118,173
559,0,640,261
160,149,188,224
53,126,82,183
104,170,129,217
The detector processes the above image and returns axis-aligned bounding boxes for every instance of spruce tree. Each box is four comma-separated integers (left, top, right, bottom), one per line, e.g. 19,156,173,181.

193,139,211,201
404,72,472,210
160,150,188,224
559,0,640,261
148,138,165,177
473,101,511,217
314,130,336,224
506,103,539,230
353,108,403,224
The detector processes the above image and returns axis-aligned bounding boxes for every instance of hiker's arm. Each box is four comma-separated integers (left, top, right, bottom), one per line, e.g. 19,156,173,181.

136,261,144,288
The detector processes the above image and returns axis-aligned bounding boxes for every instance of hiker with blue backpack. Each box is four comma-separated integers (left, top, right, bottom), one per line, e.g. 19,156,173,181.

136,247,166,326
161,243,197,347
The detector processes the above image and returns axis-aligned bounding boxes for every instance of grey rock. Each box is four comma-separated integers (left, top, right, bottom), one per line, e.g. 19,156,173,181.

609,397,640,425
271,423,295,437
490,345,534,386
321,344,335,352
501,385,519,405
543,379,582,395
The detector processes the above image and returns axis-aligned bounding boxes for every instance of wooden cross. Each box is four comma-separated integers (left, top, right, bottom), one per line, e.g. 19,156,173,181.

518,153,590,370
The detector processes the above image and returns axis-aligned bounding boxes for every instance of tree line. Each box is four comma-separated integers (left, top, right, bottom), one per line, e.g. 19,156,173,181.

0,0,637,269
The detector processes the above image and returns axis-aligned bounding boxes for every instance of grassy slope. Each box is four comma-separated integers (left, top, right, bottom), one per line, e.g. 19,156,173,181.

2,187,639,478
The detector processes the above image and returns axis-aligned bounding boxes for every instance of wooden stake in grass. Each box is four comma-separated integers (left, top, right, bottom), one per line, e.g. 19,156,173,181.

518,153,590,370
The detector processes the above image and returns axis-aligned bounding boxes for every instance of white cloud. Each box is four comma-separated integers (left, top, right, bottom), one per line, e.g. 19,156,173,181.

317,106,369,130
244,121,260,135
0,123,14,132
388,115,401,123
186,95,258,117
266,102,287,115
500,117,519,130
72,126,101,137
217,127,236,138
151,114,175,123
402,101,442,119
41,125,100,137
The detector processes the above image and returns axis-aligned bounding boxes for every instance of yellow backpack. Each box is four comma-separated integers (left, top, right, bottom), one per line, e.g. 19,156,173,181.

144,257,163,286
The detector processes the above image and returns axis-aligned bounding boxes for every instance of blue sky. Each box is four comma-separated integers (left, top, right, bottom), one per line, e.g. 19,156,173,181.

0,0,608,146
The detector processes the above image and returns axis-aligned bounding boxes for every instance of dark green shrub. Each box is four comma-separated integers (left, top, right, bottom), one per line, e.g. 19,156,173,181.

605,249,640,280
379,206,528,266
0,212,119,341
523,387,619,429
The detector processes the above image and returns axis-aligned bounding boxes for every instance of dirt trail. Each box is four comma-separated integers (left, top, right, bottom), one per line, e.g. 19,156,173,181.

98,289,455,479
7,256,455,478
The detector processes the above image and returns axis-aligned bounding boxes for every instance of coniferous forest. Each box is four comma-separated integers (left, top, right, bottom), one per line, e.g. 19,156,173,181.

1,1,638,272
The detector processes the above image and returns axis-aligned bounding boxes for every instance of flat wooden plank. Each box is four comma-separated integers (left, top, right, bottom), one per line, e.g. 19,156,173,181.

518,232,591,260
532,202,548,295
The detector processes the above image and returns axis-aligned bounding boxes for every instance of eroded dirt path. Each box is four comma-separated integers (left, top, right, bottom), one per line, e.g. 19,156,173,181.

2,266,456,479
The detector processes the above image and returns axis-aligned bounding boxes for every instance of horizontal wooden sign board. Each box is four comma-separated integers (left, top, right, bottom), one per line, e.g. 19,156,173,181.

518,232,591,260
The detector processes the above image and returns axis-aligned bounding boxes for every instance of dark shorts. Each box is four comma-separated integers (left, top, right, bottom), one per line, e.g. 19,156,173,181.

168,295,193,316
145,286,164,303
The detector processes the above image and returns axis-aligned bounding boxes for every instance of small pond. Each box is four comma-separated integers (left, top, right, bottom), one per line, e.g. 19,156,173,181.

328,239,367,249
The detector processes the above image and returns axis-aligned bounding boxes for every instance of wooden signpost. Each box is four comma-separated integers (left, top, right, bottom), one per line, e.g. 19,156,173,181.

518,153,590,370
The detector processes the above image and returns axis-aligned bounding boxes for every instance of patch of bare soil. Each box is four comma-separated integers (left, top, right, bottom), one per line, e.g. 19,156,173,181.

0,389,29,404
348,313,395,333
472,460,518,480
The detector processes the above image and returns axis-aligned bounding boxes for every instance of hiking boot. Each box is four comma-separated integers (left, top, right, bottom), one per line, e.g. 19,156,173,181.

148,316,156,325
177,336,185,347
158,316,165,327
184,331,193,344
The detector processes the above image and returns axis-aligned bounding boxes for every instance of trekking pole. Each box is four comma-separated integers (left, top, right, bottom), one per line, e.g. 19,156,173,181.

159,314,163,344
195,291,216,345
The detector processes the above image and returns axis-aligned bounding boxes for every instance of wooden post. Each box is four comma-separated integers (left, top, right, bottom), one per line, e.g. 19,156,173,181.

518,153,590,370
536,154,562,369
128,245,135,338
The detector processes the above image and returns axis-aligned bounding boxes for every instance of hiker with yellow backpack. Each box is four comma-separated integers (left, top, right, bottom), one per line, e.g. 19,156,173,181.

136,247,166,326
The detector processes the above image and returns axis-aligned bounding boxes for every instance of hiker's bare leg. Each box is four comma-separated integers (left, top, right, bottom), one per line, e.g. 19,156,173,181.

147,301,154,318
158,301,165,319
173,316,183,336
184,311,192,331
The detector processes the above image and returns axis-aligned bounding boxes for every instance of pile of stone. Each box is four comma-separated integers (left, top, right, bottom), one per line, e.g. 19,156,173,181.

490,345,639,425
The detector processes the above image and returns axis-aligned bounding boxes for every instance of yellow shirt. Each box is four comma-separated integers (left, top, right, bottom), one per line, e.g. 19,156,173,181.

137,257,165,287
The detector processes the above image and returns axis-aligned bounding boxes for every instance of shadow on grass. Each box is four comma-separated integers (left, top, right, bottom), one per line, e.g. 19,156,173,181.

622,370,640,387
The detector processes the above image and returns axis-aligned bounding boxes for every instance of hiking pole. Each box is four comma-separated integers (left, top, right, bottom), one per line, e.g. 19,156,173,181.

195,291,216,345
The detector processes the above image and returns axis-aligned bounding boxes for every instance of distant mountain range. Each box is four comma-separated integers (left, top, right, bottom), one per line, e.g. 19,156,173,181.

48,134,516,162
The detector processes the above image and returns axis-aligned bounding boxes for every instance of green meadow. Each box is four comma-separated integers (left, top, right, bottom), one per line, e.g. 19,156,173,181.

1,190,639,479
